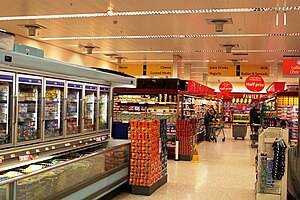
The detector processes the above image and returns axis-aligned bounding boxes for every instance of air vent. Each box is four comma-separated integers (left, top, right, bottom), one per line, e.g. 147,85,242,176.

232,52,248,56
18,24,47,36
220,44,239,53
104,54,119,57
206,18,233,32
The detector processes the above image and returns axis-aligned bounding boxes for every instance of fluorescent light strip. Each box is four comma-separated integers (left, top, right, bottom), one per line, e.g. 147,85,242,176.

89,49,300,54
1,6,300,21
40,33,300,41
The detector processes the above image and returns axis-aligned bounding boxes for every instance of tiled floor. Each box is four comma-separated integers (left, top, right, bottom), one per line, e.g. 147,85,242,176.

113,127,257,200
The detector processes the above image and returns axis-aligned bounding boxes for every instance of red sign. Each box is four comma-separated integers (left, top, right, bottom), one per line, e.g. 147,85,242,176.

283,59,300,77
245,75,265,92
219,81,233,94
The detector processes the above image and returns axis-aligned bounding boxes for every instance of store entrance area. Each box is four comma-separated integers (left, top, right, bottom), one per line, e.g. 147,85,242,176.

114,127,256,200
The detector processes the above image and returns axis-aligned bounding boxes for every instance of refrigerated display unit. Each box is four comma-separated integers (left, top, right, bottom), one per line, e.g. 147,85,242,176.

0,72,14,148
0,48,136,199
84,84,97,132
44,79,64,140
16,75,42,144
66,82,83,136
99,87,110,130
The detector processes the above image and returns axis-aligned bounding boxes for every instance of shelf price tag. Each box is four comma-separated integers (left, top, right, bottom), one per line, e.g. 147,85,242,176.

35,149,40,153
26,151,31,155
19,155,33,162
45,147,50,151
64,143,71,147
121,101,127,104
0,156,4,164
79,140,83,144
51,146,56,150
10,154,16,158
96,137,102,142
73,145,77,148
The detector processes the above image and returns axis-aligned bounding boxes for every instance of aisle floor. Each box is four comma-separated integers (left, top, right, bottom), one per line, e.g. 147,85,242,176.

113,128,257,200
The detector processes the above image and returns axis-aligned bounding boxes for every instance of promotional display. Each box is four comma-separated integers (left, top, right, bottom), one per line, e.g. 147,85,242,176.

245,75,265,92
219,81,233,94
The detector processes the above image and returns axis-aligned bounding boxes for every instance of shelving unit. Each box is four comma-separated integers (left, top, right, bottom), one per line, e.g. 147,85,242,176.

256,127,289,200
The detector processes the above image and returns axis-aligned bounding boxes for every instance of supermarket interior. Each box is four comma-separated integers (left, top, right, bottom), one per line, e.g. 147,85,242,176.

0,1,300,200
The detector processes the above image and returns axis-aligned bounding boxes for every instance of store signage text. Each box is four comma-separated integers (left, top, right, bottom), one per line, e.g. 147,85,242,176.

283,59,300,77
242,94,262,99
245,75,265,92
208,65,236,76
146,65,172,76
240,65,269,76
208,65,270,77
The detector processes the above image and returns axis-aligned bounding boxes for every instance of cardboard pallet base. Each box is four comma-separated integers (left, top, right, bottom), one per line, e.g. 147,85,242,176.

179,154,192,161
131,175,168,196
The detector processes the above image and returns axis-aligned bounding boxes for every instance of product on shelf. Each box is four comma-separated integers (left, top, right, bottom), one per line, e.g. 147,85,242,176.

67,89,80,134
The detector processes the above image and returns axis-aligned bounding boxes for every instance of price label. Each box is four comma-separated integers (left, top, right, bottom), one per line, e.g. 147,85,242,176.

64,143,71,147
89,138,93,141
96,137,102,142
45,147,50,151
85,143,88,145
35,149,40,153
26,151,31,155
51,146,56,150
10,154,16,158
19,155,33,162
73,145,77,148
79,141,83,144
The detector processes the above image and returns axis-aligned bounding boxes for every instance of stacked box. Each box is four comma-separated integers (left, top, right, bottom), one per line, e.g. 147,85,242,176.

160,119,168,177
176,119,197,157
129,119,162,186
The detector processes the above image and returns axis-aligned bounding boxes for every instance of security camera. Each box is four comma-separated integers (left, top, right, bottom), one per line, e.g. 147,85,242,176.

113,20,118,25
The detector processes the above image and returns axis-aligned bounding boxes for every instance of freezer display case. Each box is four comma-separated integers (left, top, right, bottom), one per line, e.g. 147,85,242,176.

99,87,109,130
84,85,97,132
66,83,82,135
0,72,14,146
17,75,42,143
44,79,65,139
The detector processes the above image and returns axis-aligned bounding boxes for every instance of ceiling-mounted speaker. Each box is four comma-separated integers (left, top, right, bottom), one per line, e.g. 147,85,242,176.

18,24,47,37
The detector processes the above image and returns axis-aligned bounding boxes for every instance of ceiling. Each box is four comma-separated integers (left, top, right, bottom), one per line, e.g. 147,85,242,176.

0,0,300,84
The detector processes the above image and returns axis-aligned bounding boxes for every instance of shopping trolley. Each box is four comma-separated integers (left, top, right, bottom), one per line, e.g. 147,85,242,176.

250,123,260,148
209,121,226,142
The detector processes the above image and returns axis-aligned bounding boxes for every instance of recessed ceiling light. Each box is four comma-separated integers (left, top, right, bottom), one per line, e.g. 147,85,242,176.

39,32,300,41
1,6,299,21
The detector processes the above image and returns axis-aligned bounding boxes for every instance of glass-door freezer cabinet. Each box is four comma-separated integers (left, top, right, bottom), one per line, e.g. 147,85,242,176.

99,87,109,130
66,82,83,136
16,75,42,144
43,79,65,139
0,72,14,147
84,85,97,133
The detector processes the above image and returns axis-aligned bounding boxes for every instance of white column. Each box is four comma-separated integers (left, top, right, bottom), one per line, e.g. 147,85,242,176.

184,64,191,80
173,55,182,78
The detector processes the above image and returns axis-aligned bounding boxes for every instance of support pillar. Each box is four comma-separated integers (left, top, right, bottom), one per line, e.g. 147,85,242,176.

172,55,182,78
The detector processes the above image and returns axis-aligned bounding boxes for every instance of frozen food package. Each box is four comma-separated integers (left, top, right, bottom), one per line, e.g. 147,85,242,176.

0,31,15,51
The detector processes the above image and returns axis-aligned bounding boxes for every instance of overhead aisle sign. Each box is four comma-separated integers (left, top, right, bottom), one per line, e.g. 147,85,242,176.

208,64,270,77
208,65,236,76
283,59,300,77
118,64,143,76
240,65,270,76
118,64,173,77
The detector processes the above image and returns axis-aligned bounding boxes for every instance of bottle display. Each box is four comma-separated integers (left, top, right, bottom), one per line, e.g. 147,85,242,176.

66,84,82,135
99,88,109,130
17,78,42,142
44,81,64,138
84,86,97,132
0,78,13,145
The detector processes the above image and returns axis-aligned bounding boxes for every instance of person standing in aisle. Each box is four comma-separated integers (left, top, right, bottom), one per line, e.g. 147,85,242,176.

204,107,215,141
250,104,259,133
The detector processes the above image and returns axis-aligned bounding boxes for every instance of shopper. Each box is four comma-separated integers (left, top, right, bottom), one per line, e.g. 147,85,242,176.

204,107,215,141
250,105,260,134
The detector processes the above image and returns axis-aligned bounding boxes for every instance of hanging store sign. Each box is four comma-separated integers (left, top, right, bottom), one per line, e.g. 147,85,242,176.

208,65,236,76
283,59,300,77
219,81,233,94
146,64,173,77
240,65,270,77
118,64,173,77
118,64,144,76
245,75,265,92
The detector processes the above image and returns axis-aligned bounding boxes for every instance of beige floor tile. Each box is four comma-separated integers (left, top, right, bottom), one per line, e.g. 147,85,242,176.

113,128,256,200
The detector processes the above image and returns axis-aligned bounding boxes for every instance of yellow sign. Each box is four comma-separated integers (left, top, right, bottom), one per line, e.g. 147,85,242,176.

192,144,200,163
240,65,270,76
146,64,173,77
208,65,236,76
118,65,143,76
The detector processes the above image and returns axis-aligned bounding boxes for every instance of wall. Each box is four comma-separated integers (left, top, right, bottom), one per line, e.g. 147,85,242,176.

14,35,117,70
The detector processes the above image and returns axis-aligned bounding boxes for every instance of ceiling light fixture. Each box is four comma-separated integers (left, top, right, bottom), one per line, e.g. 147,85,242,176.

284,11,287,25
276,11,279,26
1,6,300,21
39,32,300,41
